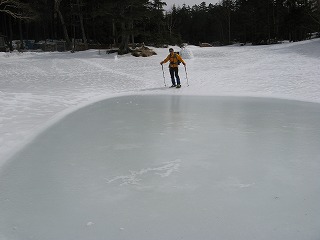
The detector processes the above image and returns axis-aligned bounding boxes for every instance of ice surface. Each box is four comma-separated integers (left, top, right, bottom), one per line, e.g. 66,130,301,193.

0,95,320,240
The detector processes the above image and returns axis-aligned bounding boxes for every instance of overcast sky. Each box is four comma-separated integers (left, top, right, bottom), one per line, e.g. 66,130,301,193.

163,0,220,10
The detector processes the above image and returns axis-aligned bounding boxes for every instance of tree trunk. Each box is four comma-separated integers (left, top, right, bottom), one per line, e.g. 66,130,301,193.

228,9,231,44
55,0,72,49
53,7,58,39
77,0,88,49
119,22,130,55
112,19,116,45
19,19,24,50
58,9,72,49
8,16,13,51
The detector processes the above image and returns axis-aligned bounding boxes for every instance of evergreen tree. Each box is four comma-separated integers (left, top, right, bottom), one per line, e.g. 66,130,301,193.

1,0,319,52
142,0,167,45
112,0,149,54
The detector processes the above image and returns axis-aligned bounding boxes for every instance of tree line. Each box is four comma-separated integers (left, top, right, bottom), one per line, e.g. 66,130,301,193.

175,0,320,45
0,0,319,53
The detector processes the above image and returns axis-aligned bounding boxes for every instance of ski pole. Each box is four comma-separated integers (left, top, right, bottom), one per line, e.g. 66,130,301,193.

161,64,167,87
184,65,189,86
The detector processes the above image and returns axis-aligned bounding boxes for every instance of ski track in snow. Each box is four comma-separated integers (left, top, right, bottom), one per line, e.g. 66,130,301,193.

1,39,320,165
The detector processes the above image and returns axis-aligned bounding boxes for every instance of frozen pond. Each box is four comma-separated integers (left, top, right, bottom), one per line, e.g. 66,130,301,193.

1,95,320,240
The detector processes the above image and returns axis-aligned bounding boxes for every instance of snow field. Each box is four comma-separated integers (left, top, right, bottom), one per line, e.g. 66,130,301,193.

1,39,320,164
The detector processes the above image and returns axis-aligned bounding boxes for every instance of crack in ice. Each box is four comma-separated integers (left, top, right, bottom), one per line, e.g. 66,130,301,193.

106,160,181,186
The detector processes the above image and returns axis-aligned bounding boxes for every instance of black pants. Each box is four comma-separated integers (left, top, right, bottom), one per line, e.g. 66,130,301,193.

169,67,180,85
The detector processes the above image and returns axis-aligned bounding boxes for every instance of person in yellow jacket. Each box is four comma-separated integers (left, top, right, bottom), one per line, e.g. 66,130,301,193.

160,48,186,88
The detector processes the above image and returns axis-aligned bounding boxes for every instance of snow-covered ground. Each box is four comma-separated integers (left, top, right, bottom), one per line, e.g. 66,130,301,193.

1,39,320,164
0,39,320,239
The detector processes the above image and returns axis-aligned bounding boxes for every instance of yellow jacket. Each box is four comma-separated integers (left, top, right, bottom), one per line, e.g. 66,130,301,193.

162,53,185,68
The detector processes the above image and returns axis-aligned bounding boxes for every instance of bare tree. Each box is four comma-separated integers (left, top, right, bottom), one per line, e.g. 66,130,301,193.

77,0,87,48
54,0,72,49
0,0,35,19
310,0,320,25
71,0,88,49
1,0,37,50
166,6,178,37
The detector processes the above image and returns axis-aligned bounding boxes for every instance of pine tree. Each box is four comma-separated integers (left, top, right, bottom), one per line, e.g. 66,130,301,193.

112,0,149,54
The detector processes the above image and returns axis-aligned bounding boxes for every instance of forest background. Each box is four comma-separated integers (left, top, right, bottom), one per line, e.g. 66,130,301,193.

0,0,320,54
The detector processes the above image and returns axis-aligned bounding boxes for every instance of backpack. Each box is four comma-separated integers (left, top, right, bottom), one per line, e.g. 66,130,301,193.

174,52,181,65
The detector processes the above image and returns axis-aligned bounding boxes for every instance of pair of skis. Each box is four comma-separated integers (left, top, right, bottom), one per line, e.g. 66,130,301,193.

162,65,189,88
